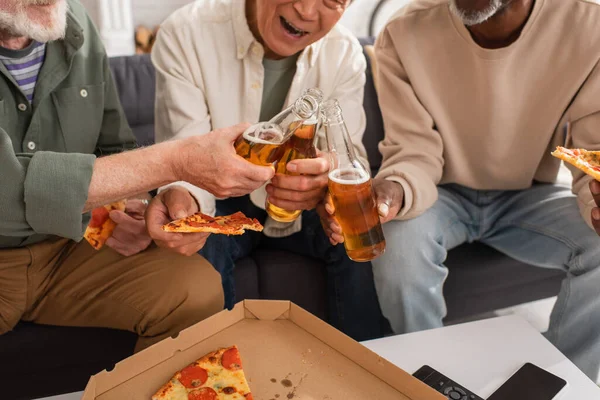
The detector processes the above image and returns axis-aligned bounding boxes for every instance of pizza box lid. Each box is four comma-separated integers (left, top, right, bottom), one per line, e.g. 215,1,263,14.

81,300,445,400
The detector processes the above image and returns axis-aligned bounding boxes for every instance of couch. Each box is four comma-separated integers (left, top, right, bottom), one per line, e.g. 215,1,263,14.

0,38,565,400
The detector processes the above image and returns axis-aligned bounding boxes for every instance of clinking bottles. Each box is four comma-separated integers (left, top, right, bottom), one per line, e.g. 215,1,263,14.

322,99,386,262
234,89,322,169
264,89,324,223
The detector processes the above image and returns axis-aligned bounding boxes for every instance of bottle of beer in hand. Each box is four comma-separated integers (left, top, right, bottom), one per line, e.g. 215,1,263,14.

234,89,322,170
265,89,323,223
322,99,386,262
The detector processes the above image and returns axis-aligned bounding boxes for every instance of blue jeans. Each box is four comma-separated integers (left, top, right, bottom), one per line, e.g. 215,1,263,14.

200,196,384,341
372,183,600,381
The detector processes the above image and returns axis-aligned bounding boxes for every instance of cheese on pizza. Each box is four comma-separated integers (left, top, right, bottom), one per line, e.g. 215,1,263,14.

84,200,127,250
551,146,600,181
152,346,253,400
162,212,263,236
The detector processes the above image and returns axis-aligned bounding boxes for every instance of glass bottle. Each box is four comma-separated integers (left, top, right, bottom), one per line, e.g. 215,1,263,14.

265,89,323,222
322,99,386,262
234,89,322,168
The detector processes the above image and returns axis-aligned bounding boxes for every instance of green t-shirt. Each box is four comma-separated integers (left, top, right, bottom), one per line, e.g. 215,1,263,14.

259,54,299,122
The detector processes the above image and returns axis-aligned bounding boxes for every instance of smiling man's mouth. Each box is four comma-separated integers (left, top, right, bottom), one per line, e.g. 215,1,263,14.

280,16,309,37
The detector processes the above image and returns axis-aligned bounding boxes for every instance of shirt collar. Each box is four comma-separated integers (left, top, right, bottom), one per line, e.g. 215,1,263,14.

232,0,322,68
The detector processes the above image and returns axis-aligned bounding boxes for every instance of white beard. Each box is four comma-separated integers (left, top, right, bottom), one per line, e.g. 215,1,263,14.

449,0,504,26
0,0,68,43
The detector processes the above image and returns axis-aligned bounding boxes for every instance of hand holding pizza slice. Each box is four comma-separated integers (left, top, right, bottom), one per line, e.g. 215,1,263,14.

551,147,600,235
84,200,127,250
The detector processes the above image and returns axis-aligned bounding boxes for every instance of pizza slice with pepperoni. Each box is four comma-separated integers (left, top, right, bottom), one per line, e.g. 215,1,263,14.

152,346,253,400
162,212,263,236
84,200,127,250
552,147,600,181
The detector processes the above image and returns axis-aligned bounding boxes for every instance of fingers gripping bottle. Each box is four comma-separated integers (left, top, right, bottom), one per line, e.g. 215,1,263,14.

265,89,324,223
322,99,386,262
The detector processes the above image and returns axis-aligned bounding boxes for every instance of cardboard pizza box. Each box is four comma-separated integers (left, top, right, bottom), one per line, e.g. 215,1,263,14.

82,300,445,400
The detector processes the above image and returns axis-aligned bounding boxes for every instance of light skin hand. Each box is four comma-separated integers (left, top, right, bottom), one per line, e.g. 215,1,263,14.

175,123,275,199
145,186,209,256
590,180,600,236
105,199,152,257
321,178,404,244
266,154,330,212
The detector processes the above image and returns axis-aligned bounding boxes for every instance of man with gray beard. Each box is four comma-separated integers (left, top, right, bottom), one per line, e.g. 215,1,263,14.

322,0,600,381
0,0,275,352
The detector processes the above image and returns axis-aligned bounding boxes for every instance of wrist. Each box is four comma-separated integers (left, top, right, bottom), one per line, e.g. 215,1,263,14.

162,139,190,183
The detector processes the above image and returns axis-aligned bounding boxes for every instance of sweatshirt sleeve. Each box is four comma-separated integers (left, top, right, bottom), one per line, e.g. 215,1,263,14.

374,26,444,220
564,60,600,231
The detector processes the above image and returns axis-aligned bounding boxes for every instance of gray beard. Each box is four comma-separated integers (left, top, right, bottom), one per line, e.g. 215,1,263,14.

0,0,68,43
449,0,504,26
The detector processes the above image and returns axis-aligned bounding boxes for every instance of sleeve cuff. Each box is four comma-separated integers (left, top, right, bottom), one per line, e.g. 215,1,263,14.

24,151,95,240
159,181,216,217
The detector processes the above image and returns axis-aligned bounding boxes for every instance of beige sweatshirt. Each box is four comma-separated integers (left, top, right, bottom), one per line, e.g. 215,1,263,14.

375,0,600,229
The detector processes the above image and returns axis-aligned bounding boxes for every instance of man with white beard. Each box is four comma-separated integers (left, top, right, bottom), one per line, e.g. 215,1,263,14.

0,0,275,352
322,0,600,381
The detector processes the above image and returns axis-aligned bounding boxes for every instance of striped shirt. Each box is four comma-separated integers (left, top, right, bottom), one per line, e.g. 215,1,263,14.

0,41,46,103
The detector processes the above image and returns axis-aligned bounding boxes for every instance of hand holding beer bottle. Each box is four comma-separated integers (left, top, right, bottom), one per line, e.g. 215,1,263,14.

264,89,324,222
322,99,386,262
234,89,323,169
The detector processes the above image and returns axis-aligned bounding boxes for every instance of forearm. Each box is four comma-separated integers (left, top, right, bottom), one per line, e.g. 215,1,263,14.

85,140,179,211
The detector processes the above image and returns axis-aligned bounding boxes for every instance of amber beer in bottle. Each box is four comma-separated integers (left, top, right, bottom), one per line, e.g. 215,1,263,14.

323,100,385,262
234,123,286,166
265,90,323,222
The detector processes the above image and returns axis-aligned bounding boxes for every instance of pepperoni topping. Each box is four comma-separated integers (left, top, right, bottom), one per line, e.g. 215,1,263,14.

188,388,217,400
178,365,208,389
222,347,242,370
245,393,254,400
89,207,109,228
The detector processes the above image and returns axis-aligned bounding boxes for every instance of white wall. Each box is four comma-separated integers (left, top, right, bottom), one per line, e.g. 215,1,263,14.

340,0,410,37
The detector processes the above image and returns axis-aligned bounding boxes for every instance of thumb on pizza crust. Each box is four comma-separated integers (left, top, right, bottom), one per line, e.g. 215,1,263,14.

162,187,200,220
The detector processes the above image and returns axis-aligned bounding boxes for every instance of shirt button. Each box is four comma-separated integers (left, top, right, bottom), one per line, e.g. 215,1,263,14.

27,141,36,150
252,45,261,56
80,89,88,98
18,103,27,111
251,82,261,90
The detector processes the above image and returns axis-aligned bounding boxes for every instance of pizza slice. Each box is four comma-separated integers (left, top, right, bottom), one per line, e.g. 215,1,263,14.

84,200,127,250
152,345,254,400
551,146,600,181
162,212,263,236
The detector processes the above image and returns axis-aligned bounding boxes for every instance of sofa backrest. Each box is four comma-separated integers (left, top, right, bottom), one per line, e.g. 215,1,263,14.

108,38,386,174
109,54,156,146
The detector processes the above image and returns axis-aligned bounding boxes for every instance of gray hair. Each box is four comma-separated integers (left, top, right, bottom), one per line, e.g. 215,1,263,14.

449,0,505,26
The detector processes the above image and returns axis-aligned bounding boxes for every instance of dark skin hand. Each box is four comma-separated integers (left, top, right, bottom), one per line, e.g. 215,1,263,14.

591,180,600,236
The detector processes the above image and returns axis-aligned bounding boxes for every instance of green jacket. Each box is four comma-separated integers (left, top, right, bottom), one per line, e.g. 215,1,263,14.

0,0,135,249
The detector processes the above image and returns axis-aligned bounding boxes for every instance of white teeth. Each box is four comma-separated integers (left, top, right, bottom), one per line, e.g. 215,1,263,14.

281,17,307,36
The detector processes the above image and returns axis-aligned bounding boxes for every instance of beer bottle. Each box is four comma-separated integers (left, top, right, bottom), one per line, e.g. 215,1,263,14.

265,89,323,223
322,99,386,262
234,89,322,168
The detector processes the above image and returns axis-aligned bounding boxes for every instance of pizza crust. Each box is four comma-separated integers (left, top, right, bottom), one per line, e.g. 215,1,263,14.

551,146,600,181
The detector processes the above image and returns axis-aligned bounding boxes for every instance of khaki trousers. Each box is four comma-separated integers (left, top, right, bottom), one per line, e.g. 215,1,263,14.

0,237,224,352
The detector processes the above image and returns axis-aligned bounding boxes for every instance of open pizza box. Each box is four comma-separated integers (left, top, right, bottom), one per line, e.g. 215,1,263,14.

82,300,445,400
